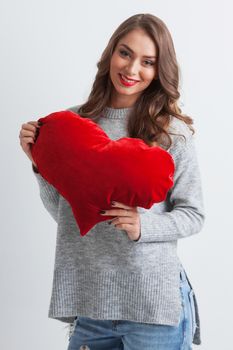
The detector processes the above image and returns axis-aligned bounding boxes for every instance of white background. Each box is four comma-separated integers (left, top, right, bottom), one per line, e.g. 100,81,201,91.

0,1,232,349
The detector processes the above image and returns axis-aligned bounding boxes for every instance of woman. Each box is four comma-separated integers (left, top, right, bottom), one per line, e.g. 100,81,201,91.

19,13,205,350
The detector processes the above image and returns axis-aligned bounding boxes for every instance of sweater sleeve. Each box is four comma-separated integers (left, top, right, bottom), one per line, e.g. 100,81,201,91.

136,133,205,243
32,164,60,223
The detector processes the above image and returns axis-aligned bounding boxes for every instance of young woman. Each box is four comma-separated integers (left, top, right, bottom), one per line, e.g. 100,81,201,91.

19,13,205,350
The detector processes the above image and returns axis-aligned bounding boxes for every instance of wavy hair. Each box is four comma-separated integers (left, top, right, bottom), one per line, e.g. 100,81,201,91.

77,13,194,149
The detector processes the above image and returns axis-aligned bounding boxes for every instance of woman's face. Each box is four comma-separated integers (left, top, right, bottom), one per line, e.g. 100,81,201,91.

109,28,158,108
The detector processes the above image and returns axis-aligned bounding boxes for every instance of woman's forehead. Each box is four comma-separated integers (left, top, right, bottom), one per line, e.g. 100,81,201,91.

117,30,157,56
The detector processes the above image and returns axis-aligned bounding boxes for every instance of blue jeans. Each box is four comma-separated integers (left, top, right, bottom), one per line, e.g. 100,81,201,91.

67,268,197,350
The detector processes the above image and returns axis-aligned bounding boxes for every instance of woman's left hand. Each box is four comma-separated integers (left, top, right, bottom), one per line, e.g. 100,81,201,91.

100,201,141,241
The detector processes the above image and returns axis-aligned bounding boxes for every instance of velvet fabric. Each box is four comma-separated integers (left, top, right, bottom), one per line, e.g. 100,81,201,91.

31,110,175,236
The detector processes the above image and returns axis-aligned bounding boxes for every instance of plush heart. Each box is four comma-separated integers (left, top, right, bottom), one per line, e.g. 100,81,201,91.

31,110,175,236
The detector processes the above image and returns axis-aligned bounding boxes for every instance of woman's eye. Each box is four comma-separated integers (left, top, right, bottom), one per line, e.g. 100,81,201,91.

119,49,129,57
119,50,155,66
144,60,155,66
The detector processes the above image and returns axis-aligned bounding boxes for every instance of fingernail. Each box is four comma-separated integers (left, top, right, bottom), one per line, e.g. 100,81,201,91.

100,210,106,214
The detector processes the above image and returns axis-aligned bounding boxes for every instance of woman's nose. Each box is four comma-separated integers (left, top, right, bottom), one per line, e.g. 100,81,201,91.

125,60,140,76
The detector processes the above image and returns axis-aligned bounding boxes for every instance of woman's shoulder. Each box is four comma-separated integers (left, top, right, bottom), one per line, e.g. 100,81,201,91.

167,115,194,151
168,115,193,138
66,104,83,114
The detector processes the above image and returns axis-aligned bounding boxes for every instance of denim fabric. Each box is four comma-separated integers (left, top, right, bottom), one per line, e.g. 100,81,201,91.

67,268,196,350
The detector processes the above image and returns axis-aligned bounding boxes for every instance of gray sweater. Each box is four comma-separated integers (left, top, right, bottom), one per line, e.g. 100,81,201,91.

32,105,205,344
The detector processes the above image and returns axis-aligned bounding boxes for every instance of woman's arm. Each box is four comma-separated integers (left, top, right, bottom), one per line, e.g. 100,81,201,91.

32,164,60,223
137,133,205,243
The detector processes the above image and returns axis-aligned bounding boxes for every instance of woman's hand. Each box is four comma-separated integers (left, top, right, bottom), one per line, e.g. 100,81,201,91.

100,201,141,241
19,121,41,167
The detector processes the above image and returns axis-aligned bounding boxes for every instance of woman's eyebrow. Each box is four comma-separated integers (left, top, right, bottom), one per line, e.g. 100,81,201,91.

119,43,157,58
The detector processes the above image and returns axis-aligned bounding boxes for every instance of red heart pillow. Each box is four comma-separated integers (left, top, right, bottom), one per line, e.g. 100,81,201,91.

31,111,175,236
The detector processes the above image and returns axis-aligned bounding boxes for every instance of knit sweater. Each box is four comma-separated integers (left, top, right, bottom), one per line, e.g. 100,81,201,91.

32,105,205,344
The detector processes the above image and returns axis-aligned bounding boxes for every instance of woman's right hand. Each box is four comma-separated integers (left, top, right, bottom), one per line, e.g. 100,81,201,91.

19,121,41,168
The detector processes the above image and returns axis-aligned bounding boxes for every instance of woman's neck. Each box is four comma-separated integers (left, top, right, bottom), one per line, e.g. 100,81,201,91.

108,92,137,109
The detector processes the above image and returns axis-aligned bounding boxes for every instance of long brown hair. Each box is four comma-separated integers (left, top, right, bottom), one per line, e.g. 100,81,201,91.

77,13,194,149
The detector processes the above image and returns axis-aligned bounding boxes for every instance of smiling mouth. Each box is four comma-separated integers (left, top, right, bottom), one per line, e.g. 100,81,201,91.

118,74,140,86
120,74,140,82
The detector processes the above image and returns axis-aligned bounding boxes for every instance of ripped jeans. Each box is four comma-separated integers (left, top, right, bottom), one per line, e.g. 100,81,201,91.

67,268,197,350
